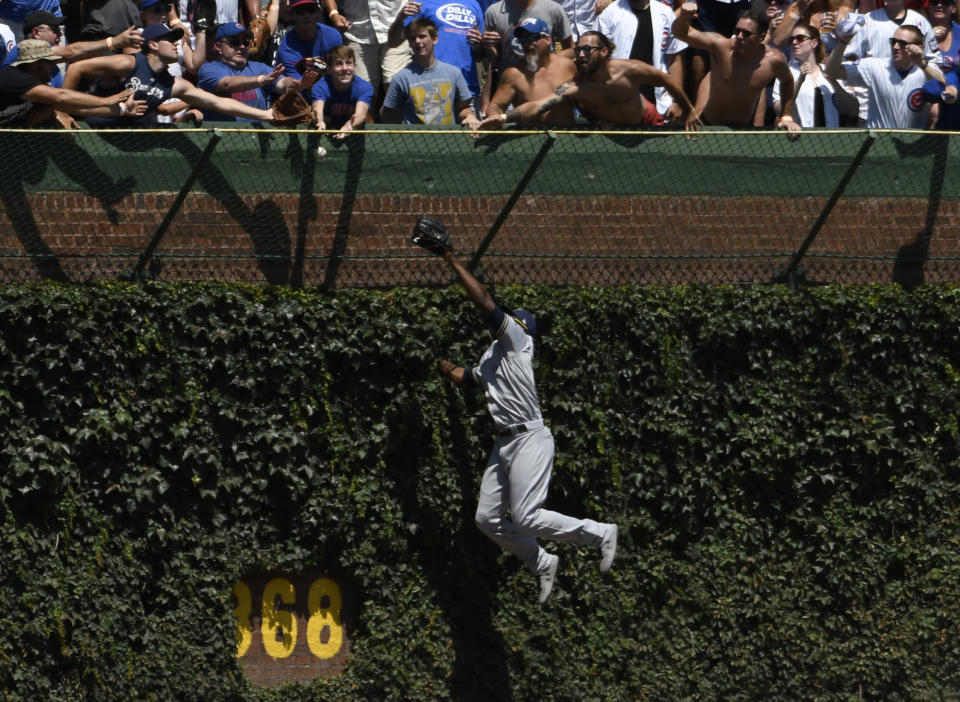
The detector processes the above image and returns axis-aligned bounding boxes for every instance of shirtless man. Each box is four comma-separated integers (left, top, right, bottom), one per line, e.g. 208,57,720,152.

672,5,800,132
476,17,577,129
488,31,700,130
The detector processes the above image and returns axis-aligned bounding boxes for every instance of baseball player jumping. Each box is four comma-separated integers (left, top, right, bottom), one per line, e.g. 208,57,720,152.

425,224,618,604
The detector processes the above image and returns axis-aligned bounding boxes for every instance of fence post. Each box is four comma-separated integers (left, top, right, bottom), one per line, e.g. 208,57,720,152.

774,130,877,289
467,131,558,274
128,129,223,280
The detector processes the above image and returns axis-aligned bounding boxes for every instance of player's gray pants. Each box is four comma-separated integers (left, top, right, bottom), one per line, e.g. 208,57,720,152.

475,426,607,575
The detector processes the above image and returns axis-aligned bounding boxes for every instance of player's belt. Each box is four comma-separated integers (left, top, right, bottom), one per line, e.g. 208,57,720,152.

497,419,544,438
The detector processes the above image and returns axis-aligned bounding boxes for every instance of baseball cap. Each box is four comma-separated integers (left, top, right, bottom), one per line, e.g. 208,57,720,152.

215,22,253,41
513,309,538,336
288,0,320,8
513,17,549,39
142,22,185,44
22,10,64,36
139,0,168,8
10,39,58,66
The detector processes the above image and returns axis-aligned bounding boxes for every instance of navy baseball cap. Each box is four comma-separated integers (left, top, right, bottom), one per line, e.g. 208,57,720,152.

23,10,64,36
215,22,253,40
513,17,549,39
513,309,538,336
142,22,184,43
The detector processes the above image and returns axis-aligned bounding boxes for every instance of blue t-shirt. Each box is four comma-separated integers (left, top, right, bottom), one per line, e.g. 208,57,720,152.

0,0,62,24
383,59,472,125
312,73,373,128
197,59,277,122
923,67,960,130
404,0,484,94
276,23,343,81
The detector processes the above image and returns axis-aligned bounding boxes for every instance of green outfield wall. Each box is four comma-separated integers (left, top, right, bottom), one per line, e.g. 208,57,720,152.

2,127,960,286
1,282,959,701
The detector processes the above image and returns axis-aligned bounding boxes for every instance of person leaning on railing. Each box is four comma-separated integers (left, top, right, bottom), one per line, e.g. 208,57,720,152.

62,22,307,125
0,39,136,127
196,21,303,122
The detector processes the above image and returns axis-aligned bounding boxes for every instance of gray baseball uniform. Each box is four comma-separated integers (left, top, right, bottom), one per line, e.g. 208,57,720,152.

466,306,608,576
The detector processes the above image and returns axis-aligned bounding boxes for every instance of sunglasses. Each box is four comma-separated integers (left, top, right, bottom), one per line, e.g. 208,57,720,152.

790,34,812,43
889,37,921,48
517,32,546,44
148,3,173,12
733,27,756,38
292,4,318,14
38,24,63,34
573,44,599,55
929,0,954,5
226,37,249,47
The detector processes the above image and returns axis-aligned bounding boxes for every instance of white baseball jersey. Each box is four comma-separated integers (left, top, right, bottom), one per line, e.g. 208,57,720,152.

469,309,542,430
845,8,939,62
771,60,846,127
842,57,929,128
598,0,687,115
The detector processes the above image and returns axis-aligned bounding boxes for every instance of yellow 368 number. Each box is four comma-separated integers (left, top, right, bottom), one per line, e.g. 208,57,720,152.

233,577,343,660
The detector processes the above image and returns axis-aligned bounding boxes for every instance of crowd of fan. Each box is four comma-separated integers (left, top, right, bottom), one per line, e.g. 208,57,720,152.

1,0,958,131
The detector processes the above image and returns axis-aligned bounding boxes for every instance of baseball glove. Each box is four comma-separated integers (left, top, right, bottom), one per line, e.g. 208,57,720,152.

270,90,314,126
295,56,327,75
410,215,453,255
248,15,270,59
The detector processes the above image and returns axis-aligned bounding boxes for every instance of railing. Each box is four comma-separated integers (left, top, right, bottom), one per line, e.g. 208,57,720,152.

1,125,959,287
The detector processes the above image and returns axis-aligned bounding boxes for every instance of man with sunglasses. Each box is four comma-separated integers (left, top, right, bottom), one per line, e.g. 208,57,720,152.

497,30,699,129
673,6,800,131
476,18,577,128
825,23,947,128
2,11,144,87
840,0,938,63
198,22,303,122
597,0,688,124
276,0,343,84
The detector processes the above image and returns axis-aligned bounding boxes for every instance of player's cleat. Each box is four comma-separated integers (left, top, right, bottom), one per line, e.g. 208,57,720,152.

539,553,559,604
600,524,618,574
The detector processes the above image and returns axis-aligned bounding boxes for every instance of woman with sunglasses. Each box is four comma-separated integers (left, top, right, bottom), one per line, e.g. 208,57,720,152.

921,0,960,127
928,0,960,71
771,22,857,126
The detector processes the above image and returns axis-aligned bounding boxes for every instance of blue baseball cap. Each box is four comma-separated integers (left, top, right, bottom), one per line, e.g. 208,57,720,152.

215,22,253,40
513,17,549,39
142,22,184,43
139,0,168,8
513,309,538,336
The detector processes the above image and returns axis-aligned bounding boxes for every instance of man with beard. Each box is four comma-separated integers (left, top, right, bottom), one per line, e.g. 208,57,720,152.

476,17,576,128
491,30,699,130
672,5,800,131
597,0,688,123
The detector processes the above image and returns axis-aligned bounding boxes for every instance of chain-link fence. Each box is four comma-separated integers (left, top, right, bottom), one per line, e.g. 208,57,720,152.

1,125,959,287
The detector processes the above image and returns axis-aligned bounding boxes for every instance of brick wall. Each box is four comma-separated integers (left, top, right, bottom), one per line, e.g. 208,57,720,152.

2,191,959,286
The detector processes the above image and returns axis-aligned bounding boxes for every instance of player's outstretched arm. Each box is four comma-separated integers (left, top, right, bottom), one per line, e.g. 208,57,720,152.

442,250,496,319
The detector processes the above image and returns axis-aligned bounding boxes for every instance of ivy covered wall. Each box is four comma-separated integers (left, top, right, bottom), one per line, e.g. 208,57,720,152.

1,282,959,701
